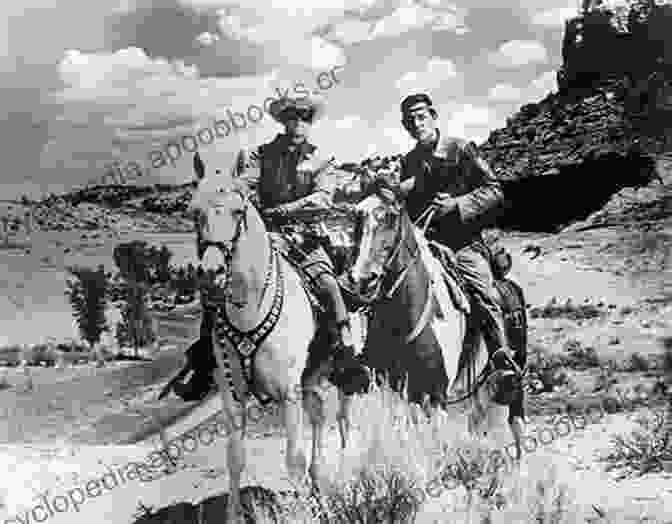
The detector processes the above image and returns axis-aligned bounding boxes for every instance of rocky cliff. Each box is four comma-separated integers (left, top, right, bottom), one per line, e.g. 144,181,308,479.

476,1,671,232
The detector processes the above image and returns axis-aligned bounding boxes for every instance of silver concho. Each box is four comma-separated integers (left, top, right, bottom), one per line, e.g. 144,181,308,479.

238,336,256,357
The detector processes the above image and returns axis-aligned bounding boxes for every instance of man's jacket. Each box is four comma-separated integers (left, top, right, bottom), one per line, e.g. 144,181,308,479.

232,133,336,209
401,132,504,253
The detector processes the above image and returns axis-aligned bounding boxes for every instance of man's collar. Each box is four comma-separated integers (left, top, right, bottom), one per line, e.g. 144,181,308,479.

412,129,459,162
270,134,316,156
414,129,440,156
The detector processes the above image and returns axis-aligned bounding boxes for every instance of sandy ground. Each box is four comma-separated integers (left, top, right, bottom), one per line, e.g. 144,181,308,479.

0,157,670,522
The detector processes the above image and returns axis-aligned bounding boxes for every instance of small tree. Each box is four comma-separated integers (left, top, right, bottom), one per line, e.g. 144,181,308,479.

112,241,156,357
64,265,109,352
114,282,156,356
664,337,672,457
157,244,173,283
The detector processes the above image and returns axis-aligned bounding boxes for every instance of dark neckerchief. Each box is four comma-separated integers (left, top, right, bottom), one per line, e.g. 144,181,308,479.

417,129,440,156
269,134,315,159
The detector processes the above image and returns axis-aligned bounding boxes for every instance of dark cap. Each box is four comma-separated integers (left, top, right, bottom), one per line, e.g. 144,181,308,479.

400,93,434,115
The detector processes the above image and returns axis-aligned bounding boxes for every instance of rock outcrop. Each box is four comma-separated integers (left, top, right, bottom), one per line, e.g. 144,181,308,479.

478,84,659,231
475,1,671,232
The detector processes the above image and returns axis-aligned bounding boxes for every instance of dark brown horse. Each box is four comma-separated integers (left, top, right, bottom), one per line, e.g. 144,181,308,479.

345,189,526,457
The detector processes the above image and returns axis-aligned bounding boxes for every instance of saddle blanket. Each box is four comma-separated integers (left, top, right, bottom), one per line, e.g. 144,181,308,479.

413,227,471,392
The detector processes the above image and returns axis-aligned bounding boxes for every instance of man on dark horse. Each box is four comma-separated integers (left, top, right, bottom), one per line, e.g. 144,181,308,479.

378,93,523,397
164,94,368,401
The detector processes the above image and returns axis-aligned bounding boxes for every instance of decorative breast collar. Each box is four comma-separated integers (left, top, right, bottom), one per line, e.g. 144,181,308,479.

212,245,284,401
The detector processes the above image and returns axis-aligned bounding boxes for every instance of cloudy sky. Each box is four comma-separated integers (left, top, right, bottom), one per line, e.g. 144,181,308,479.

0,0,602,199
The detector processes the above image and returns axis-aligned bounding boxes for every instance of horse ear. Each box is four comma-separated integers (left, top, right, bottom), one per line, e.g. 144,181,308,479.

193,152,205,181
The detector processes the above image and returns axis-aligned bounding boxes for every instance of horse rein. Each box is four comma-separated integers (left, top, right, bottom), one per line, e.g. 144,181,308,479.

196,188,274,310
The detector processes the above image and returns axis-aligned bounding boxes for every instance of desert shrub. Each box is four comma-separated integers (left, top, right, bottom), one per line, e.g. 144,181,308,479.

563,339,600,369
0,344,22,366
601,409,671,479
529,303,603,321
23,344,58,367
627,352,651,372
594,360,619,392
310,468,424,523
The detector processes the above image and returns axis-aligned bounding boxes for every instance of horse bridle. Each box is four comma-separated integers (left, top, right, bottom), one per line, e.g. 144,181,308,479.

354,203,428,304
195,187,256,308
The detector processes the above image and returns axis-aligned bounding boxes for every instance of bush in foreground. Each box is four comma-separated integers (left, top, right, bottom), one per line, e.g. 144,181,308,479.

600,408,671,479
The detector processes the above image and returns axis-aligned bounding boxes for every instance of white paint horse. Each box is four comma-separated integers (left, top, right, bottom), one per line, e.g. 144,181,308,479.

345,189,526,458
187,158,356,522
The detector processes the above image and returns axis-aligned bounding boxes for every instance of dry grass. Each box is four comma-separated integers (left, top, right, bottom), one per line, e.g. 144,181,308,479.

131,352,672,523
133,379,593,523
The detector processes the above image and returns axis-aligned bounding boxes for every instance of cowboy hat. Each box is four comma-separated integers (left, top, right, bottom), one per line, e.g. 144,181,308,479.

268,93,326,124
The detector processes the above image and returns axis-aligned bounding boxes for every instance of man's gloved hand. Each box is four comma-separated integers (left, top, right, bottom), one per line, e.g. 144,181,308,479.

431,192,459,218
369,176,399,203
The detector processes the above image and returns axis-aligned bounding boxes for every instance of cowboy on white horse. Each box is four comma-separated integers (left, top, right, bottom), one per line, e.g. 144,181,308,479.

166,94,368,401
377,93,523,393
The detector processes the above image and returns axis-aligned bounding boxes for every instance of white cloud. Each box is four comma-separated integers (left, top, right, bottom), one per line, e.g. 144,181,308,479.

312,115,370,161
488,40,548,69
440,104,499,143
195,31,221,46
312,114,413,161
44,47,285,184
368,0,467,40
396,57,458,91
57,48,196,91
212,6,348,70
302,36,347,69
531,6,579,28
488,83,524,103
485,70,558,110
333,115,365,129
528,70,557,98
324,19,374,45
380,125,413,153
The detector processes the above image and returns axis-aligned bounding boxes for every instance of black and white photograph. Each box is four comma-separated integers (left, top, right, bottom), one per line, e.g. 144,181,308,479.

0,0,670,522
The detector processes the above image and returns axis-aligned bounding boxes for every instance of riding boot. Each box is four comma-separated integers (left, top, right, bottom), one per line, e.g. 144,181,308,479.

480,310,523,405
330,319,370,395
